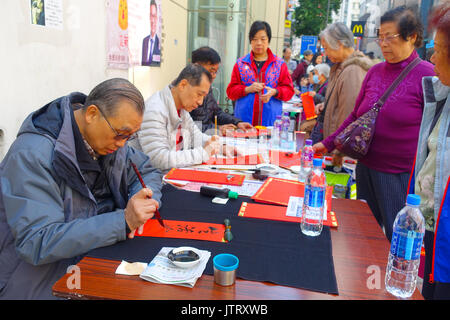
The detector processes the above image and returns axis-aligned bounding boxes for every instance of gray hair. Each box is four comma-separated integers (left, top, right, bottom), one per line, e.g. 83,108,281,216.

314,63,331,78
84,78,145,117
319,22,355,50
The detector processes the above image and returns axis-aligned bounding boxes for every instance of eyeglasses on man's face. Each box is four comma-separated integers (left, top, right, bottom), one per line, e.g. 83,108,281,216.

375,33,400,45
96,106,138,141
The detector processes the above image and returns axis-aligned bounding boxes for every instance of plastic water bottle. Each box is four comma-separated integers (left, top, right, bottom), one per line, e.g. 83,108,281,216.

271,115,282,149
298,139,314,183
258,133,269,163
300,158,326,236
385,194,425,298
280,112,290,150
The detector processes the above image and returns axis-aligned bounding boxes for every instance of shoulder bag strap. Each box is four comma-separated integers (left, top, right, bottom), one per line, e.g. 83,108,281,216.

374,57,422,109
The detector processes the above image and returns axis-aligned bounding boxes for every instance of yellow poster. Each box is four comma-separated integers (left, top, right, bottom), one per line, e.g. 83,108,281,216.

118,0,128,30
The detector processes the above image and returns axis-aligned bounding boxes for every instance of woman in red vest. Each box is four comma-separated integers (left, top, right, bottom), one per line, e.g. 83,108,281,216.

226,21,294,127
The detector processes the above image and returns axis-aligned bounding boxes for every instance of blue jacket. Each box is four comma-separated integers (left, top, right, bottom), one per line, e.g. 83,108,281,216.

0,93,163,299
409,76,450,283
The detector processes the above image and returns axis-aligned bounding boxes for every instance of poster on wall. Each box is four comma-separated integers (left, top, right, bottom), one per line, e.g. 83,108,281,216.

107,0,163,69
30,0,63,29
140,0,162,67
106,0,129,69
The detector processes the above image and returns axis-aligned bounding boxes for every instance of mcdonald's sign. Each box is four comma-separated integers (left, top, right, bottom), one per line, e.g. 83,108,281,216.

351,21,365,37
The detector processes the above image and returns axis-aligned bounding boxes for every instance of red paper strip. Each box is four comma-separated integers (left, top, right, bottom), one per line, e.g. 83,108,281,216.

231,129,268,138
136,219,226,242
301,93,317,120
165,168,245,186
204,154,264,166
269,150,301,168
238,202,338,228
252,177,333,210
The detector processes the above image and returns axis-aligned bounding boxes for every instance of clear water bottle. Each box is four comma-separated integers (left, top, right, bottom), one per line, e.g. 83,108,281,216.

271,115,282,149
298,139,314,183
300,157,326,237
280,112,290,150
258,134,269,163
385,194,425,298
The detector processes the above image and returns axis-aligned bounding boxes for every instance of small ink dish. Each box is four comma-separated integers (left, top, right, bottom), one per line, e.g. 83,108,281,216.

167,247,201,268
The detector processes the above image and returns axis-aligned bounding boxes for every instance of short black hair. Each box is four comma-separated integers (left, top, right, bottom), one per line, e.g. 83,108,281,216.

311,52,323,65
172,63,212,87
249,21,272,43
150,0,157,10
191,46,221,65
380,6,424,48
84,78,145,117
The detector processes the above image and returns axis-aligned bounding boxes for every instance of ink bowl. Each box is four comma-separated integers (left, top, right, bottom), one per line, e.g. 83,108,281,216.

256,163,279,175
167,247,201,268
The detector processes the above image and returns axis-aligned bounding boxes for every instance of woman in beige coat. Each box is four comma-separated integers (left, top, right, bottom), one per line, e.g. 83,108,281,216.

317,23,374,144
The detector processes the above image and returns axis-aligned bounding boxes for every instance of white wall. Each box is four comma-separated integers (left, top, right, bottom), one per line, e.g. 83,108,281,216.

1,0,128,159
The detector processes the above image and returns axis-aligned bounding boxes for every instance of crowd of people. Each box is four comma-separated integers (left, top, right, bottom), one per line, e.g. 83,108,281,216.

0,3,448,300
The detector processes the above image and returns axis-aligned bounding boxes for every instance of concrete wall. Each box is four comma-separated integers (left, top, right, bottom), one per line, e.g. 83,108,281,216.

246,0,287,57
0,0,128,159
0,0,188,160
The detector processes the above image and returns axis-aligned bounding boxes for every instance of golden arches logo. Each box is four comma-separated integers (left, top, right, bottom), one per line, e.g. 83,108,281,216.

352,24,363,35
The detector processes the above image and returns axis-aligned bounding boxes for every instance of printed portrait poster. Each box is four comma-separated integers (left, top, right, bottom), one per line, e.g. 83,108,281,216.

30,0,63,29
107,0,129,69
31,0,45,26
139,0,162,67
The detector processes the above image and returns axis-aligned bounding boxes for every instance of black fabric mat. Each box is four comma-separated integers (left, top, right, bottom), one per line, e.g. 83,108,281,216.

87,184,339,295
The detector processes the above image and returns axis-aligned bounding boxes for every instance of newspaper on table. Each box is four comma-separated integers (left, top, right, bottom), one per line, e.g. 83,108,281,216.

140,247,211,288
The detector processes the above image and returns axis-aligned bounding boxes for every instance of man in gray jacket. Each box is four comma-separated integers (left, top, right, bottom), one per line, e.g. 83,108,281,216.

0,78,163,299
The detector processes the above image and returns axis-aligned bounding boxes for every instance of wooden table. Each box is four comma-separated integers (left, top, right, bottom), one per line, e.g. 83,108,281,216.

52,198,423,300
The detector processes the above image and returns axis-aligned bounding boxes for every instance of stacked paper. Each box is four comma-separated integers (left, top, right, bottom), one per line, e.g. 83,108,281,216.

140,247,211,288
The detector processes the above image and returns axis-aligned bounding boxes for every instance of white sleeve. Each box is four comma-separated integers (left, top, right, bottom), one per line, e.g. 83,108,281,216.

138,108,209,171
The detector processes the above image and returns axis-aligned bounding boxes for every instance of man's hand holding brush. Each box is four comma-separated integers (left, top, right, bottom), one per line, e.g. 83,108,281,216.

125,188,159,239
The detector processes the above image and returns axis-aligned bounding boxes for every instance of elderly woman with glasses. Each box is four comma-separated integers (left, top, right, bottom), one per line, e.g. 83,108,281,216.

310,22,374,144
314,6,435,242
226,21,295,126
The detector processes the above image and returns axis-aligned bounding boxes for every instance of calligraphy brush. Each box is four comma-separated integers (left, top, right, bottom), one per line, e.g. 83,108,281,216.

129,160,165,228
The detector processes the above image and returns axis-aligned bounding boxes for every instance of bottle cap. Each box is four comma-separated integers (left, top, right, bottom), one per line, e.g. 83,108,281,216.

305,139,313,146
406,194,421,206
228,191,239,199
276,115,282,119
313,158,322,167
